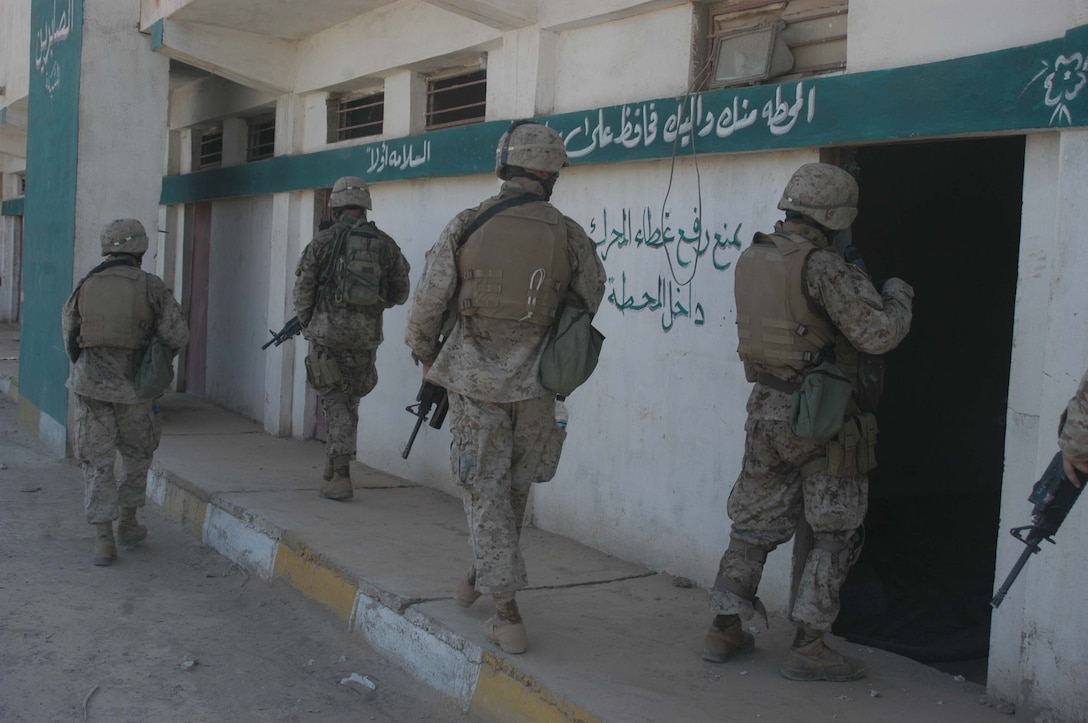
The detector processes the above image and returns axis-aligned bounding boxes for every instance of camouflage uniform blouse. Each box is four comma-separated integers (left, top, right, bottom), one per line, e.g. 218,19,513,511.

405,178,606,403
1059,367,1088,460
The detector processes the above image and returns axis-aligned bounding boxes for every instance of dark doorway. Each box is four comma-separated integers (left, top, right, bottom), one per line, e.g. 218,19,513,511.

831,137,1025,683
183,202,211,397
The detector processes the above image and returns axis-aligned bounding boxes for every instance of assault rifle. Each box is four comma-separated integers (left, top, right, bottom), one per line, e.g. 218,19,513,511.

402,380,449,459
262,315,303,350
991,451,1085,608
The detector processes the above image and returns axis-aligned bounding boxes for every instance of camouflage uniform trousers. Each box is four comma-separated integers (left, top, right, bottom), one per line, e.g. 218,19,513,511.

710,417,867,632
448,391,566,595
311,344,378,460
74,395,162,524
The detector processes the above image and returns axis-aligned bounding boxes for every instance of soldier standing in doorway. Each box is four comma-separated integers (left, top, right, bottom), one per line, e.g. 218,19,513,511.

703,163,914,681
62,218,189,566
294,176,411,501
404,122,605,654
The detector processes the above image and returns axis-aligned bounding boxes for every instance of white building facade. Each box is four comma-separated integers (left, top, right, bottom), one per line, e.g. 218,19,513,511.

2,1,1087,717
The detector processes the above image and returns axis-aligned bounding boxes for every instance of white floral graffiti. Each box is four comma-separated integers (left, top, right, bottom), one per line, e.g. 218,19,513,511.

1027,52,1087,126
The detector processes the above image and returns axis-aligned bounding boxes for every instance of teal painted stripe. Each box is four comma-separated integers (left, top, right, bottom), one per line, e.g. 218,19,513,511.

162,23,1088,206
151,19,163,52
1,198,24,216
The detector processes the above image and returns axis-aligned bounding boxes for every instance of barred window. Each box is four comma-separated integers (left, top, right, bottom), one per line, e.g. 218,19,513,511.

19,175,25,195
247,115,276,161
197,127,222,170
425,69,486,131
331,92,385,142
706,0,847,88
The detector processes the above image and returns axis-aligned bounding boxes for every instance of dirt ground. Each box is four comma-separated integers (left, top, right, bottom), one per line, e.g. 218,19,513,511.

0,394,470,723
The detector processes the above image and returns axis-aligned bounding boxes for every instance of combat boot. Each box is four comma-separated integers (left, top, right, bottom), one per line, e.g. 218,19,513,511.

323,458,334,482
93,523,117,567
701,614,755,663
456,567,482,608
780,624,865,682
319,455,353,501
116,507,148,547
484,593,527,654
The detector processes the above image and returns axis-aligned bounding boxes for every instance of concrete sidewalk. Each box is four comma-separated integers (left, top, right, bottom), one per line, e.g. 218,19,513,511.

0,323,1020,722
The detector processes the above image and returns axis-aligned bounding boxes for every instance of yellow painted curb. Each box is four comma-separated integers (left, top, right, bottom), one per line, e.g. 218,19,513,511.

470,652,600,723
162,482,207,540
272,544,356,625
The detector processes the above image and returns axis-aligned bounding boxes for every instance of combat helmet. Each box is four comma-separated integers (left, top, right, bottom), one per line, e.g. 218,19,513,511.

495,121,570,179
778,163,858,231
329,176,372,210
100,218,149,256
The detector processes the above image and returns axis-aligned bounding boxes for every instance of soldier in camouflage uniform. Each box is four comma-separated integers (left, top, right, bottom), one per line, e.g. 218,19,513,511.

405,122,605,655
704,163,914,681
1059,367,1088,487
294,176,411,501
62,219,189,566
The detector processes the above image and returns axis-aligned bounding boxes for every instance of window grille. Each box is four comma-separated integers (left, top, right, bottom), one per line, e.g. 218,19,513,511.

198,128,222,169
333,93,385,141
425,69,486,131
247,116,276,161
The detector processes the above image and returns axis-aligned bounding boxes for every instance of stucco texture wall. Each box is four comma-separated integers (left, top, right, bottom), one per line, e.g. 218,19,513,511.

204,195,274,422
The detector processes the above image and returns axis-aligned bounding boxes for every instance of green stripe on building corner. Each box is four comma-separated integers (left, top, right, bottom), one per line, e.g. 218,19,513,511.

160,24,1088,206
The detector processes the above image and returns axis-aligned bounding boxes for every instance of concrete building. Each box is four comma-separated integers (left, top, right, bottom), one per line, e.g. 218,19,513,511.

2,0,1087,717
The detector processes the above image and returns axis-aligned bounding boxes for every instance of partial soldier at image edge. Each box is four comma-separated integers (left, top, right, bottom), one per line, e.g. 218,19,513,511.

1059,366,1088,487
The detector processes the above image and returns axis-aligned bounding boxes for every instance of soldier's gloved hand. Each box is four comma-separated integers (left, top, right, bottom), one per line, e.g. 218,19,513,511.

881,277,914,306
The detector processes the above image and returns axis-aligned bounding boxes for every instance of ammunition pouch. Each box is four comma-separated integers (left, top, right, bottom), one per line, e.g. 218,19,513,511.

801,413,878,478
305,348,343,389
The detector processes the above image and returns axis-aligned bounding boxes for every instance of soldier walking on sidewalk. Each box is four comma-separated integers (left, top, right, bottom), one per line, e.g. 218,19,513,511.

62,219,189,566
294,176,411,501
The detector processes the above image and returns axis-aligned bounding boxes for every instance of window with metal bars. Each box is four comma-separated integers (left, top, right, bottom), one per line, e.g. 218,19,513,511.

247,116,276,161
197,128,223,169
705,0,847,89
19,175,25,196
425,69,486,131
332,92,385,142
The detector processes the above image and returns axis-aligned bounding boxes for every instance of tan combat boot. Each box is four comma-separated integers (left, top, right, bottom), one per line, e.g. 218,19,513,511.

323,458,334,482
93,523,117,566
116,507,148,547
319,455,353,501
456,567,482,608
484,593,527,654
701,614,755,663
780,624,865,682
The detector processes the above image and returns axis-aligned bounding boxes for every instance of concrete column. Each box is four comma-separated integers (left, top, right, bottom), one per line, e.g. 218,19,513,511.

486,26,556,119
221,117,247,167
384,70,427,137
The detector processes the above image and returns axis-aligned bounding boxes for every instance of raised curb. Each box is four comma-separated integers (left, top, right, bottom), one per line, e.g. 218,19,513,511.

146,462,600,722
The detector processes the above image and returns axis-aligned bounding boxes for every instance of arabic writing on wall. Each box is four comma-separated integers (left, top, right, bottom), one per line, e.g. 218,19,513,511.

366,140,431,175
560,83,816,160
591,206,743,332
35,0,75,95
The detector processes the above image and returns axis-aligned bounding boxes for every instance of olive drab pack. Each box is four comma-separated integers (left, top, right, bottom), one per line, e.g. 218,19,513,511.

330,223,386,310
77,266,155,349
456,200,571,327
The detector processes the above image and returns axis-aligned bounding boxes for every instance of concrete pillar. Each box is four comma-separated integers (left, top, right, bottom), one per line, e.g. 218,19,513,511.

384,70,427,137
221,117,247,167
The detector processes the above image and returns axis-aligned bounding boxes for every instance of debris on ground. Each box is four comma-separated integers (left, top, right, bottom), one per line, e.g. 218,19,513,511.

340,673,378,701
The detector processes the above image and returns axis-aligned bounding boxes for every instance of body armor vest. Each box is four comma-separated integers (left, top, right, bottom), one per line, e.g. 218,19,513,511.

330,223,385,309
77,265,154,349
735,232,859,395
456,200,570,327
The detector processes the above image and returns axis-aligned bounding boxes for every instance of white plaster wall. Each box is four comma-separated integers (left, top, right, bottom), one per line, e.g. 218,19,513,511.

848,0,1087,72
987,128,1088,719
552,5,694,113
0,0,30,106
204,196,273,422
74,0,170,282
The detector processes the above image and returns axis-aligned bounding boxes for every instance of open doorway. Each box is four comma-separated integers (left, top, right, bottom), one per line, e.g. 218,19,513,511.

830,137,1026,683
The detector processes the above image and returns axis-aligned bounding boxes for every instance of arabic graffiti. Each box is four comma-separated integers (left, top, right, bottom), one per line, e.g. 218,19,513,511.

560,83,816,160
366,140,431,175
1027,52,1088,125
590,206,743,332
34,0,75,95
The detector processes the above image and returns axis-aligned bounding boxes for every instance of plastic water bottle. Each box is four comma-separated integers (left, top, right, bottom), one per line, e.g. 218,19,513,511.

554,395,568,430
